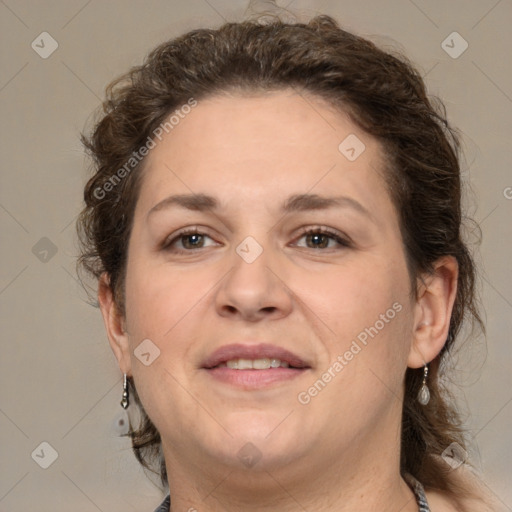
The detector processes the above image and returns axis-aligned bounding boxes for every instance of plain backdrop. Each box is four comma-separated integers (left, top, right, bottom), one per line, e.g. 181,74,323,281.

1,1,511,511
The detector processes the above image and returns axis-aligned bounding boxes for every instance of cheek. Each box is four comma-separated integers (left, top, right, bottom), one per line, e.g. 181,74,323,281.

124,259,202,340
122,266,203,429
306,297,413,427
299,259,409,345
302,251,414,395
121,270,179,406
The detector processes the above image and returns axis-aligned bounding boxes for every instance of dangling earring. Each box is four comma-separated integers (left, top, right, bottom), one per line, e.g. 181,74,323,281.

120,373,129,409
417,364,430,405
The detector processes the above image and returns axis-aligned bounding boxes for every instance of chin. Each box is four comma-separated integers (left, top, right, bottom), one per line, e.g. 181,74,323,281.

204,411,309,469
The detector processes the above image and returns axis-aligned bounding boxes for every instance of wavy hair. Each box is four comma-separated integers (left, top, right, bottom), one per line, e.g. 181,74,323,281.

76,14,483,505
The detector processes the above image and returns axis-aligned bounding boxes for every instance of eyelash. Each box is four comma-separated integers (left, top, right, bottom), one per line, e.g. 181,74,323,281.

161,226,352,254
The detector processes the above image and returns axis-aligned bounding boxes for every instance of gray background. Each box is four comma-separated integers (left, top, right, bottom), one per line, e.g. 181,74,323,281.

0,0,510,510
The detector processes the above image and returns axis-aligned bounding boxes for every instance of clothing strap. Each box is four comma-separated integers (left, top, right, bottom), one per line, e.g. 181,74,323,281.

152,494,170,512
404,473,431,512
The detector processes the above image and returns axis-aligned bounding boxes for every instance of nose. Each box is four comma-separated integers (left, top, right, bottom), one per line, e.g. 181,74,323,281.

214,240,293,322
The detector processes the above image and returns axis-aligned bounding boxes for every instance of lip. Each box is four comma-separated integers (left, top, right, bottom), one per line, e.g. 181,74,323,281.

201,343,310,369
201,343,311,390
205,366,308,388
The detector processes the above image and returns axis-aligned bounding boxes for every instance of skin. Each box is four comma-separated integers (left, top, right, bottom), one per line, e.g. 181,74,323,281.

99,90,459,511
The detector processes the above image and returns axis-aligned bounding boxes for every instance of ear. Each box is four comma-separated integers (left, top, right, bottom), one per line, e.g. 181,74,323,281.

408,256,458,368
98,272,132,376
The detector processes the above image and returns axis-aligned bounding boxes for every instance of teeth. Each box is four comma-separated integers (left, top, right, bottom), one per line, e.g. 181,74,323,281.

222,358,290,370
238,358,253,370
253,358,271,369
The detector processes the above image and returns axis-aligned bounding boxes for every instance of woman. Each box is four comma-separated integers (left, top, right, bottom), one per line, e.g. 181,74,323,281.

76,13,496,512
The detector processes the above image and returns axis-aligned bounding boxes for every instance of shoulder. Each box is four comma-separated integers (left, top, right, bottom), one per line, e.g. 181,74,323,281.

425,488,501,511
425,463,503,512
424,489,463,511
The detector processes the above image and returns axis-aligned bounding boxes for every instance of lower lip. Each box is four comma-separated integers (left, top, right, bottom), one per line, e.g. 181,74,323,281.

203,367,308,388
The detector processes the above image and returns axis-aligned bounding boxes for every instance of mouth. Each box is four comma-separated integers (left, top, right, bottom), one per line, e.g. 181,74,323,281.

201,343,311,389
213,357,297,370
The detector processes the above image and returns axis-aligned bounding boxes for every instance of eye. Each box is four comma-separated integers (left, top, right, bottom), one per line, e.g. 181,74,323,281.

162,228,217,253
161,226,351,254
293,227,351,250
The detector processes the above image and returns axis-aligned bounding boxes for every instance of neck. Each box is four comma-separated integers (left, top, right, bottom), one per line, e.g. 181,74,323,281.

165,461,418,512
163,411,419,512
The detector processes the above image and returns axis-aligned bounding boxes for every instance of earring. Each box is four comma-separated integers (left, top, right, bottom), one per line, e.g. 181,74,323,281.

120,373,129,409
417,364,430,405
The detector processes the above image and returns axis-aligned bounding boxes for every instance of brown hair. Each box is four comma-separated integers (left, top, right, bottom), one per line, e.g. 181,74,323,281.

77,14,483,505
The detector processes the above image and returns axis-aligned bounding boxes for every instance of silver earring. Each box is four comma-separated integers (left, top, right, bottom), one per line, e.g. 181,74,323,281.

120,373,129,409
417,364,430,405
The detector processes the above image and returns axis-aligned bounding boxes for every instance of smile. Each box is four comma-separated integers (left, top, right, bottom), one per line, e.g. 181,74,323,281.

217,358,291,369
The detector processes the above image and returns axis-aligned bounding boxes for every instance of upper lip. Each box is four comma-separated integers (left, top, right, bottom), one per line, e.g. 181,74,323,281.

201,343,310,369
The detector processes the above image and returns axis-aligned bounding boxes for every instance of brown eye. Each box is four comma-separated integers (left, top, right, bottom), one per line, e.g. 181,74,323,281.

180,233,205,249
295,228,351,250
162,229,217,253
305,232,330,249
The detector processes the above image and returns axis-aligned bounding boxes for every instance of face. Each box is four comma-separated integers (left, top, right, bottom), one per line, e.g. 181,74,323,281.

114,90,418,479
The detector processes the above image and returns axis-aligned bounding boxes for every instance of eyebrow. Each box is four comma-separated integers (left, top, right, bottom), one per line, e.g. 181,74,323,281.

146,193,373,220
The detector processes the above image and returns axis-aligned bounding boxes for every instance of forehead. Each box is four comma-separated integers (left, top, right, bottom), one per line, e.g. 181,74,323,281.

135,90,392,220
